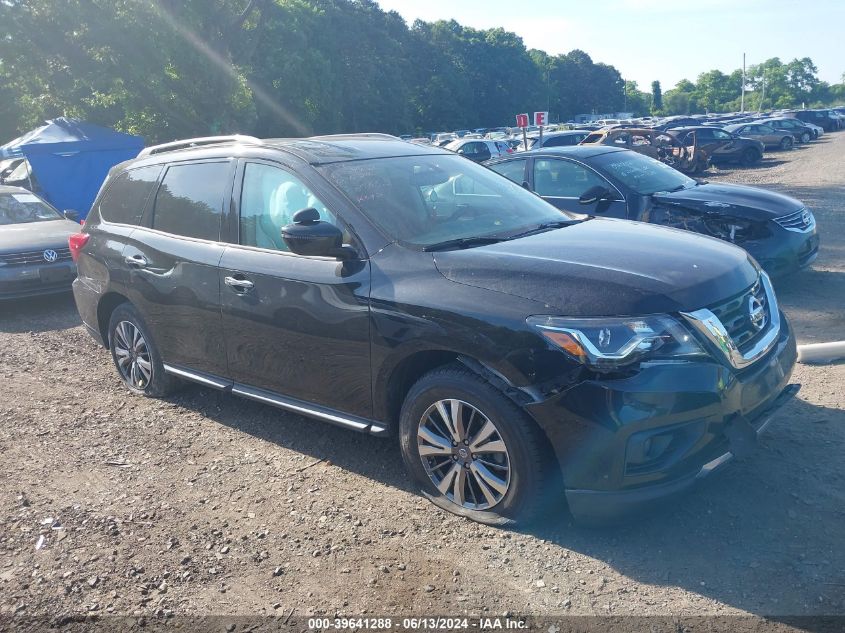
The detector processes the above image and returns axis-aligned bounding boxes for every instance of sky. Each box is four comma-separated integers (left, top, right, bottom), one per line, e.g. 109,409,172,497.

376,0,845,90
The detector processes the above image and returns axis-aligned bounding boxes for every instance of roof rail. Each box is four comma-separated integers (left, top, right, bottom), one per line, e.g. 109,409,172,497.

137,135,261,157
308,133,399,141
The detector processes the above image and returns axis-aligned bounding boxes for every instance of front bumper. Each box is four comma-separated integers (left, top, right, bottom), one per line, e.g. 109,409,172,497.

524,313,797,521
747,224,819,278
563,382,798,522
0,261,76,300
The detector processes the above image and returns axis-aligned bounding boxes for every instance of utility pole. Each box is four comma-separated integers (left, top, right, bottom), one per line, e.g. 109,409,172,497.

622,79,627,112
740,53,746,113
759,75,766,112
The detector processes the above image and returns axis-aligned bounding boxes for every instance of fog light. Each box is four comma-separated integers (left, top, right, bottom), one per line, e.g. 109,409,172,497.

627,434,671,466
625,422,706,476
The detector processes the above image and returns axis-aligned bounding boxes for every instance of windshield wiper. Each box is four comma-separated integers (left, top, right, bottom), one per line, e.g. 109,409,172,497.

422,236,507,252
502,219,575,241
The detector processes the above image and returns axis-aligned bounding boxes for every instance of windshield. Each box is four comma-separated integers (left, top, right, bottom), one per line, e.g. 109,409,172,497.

319,155,573,247
589,151,696,195
0,191,63,225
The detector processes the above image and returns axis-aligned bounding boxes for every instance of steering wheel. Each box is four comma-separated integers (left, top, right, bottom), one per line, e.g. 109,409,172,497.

449,205,481,222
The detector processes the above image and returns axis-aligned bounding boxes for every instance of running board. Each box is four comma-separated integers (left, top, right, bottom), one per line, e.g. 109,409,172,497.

162,364,388,435
163,364,231,390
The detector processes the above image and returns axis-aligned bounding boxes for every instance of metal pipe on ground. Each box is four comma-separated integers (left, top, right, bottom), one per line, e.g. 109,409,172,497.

797,341,845,365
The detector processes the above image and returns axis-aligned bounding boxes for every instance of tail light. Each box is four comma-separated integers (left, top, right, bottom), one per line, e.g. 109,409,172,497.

68,233,90,262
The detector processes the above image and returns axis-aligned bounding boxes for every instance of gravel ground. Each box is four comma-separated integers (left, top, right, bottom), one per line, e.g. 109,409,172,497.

1,133,844,631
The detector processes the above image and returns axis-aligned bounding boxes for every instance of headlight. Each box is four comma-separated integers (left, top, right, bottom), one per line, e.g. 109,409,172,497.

527,314,705,371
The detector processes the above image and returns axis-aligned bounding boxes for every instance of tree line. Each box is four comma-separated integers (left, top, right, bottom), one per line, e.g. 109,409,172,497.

1,0,843,143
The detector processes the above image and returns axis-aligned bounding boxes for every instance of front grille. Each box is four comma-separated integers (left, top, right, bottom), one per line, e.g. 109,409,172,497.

774,208,813,232
707,280,770,352
0,247,72,266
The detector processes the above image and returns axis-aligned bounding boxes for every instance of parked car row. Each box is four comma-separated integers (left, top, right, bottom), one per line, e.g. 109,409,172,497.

439,104,844,177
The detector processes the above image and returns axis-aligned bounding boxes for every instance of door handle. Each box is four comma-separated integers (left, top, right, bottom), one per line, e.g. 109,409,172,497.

224,276,254,291
124,254,148,268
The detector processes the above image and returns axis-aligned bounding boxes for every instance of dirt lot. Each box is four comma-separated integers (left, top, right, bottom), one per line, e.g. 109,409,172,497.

1,133,844,630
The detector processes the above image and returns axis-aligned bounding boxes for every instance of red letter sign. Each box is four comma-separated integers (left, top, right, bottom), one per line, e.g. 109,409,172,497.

534,111,548,126
515,113,529,128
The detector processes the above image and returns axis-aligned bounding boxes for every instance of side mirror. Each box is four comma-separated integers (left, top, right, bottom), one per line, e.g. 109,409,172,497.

579,186,611,205
281,208,353,259
456,148,466,155
63,209,80,222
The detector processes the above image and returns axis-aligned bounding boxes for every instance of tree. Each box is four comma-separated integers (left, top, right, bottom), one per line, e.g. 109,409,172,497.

0,0,260,141
651,80,662,113
0,1,838,142
624,81,651,116
663,79,696,115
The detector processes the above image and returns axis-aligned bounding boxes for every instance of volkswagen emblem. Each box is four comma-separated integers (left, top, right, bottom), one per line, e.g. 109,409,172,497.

801,210,811,227
42,249,58,263
748,295,766,331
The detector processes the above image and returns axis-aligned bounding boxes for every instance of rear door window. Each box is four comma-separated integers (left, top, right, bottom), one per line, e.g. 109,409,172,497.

151,162,231,241
98,166,161,225
533,159,609,198
488,159,527,185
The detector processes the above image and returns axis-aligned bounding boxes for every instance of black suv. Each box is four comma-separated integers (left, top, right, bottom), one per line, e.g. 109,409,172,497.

70,134,798,524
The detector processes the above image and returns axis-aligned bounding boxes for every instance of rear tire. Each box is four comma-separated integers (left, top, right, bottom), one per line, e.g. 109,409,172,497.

107,303,180,398
399,364,556,526
779,136,793,150
740,147,761,166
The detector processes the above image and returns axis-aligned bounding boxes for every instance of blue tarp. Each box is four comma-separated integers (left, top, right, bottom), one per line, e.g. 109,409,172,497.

0,118,144,217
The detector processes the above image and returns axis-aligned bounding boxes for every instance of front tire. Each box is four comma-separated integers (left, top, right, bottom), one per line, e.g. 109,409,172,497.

800,132,811,144
740,147,761,166
108,303,180,397
399,365,555,526
779,136,794,150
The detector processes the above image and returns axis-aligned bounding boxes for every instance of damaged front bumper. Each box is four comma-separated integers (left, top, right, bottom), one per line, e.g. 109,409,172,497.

748,224,819,278
558,382,799,523
524,312,798,522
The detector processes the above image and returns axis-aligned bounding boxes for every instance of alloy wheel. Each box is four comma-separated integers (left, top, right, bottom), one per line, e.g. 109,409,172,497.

113,320,153,390
417,399,511,510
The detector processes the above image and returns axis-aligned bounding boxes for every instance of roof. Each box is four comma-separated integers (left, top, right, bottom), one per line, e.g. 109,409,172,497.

135,134,448,166
269,136,449,164
527,130,590,138
531,146,628,158
487,146,626,164
668,125,725,132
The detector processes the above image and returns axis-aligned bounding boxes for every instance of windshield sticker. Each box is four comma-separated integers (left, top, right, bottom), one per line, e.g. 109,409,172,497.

12,193,40,203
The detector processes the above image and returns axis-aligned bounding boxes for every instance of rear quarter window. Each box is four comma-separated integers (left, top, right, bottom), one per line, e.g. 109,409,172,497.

98,166,162,225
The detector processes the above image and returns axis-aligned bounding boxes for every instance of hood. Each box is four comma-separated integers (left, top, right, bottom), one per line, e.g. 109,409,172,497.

433,218,758,317
0,219,80,253
653,182,803,222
